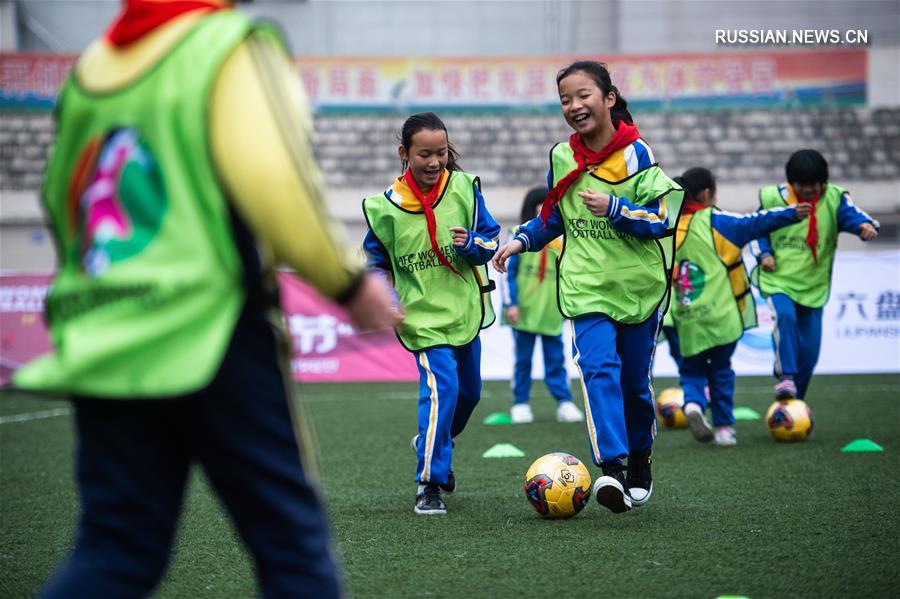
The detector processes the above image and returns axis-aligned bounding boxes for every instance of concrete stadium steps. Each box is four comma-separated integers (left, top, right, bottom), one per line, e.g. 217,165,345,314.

2,108,899,194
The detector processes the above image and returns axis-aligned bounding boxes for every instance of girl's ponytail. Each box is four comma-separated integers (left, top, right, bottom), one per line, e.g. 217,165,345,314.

609,85,633,127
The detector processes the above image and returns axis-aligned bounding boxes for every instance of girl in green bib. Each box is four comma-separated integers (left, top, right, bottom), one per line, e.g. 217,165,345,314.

362,113,500,515
494,61,684,514
502,187,583,424
671,168,809,446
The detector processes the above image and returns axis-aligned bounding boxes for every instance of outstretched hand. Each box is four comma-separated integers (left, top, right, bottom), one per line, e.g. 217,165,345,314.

859,222,878,241
491,239,525,273
345,273,405,332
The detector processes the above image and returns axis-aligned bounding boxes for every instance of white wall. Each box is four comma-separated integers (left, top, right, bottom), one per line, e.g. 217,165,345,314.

619,0,900,54
12,0,899,55
0,0,19,50
869,46,900,106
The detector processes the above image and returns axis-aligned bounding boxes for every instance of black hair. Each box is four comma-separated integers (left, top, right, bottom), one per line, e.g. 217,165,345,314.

673,167,717,201
556,60,633,127
398,112,461,172
785,149,829,185
520,186,547,223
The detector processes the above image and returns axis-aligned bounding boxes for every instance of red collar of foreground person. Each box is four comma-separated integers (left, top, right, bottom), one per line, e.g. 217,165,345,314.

106,0,230,47
540,121,641,224
402,168,463,278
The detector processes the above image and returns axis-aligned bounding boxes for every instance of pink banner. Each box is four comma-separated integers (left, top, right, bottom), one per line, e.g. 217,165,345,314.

0,275,52,385
0,273,418,386
278,272,417,382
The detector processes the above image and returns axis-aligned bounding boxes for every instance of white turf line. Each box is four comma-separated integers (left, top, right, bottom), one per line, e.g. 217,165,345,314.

0,407,70,425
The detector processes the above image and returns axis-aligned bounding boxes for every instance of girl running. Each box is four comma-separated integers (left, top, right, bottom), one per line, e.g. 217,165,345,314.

362,112,500,515
493,61,684,514
671,167,809,446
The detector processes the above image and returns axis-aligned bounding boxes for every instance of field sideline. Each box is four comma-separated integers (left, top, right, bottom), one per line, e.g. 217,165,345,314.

1,374,898,598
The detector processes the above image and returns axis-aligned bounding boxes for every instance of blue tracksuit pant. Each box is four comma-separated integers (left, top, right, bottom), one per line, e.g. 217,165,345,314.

41,308,342,599
769,293,824,399
661,325,684,369
412,338,482,485
679,341,738,427
571,312,660,466
512,330,572,405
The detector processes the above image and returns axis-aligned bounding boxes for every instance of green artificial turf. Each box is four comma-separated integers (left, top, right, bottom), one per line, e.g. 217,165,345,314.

1,374,898,598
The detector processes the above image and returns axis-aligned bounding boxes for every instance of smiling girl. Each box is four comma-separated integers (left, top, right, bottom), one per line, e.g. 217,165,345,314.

493,61,684,514
362,112,500,515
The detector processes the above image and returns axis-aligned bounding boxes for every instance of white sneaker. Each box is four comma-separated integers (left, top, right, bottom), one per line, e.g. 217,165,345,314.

714,426,737,446
683,402,714,443
556,401,584,423
510,403,534,424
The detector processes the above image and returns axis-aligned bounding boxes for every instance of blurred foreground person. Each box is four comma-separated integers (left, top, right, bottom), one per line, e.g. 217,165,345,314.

14,1,400,596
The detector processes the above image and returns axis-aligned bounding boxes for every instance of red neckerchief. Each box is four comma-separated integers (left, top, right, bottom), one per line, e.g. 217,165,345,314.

105,0,227,47
681,199,707,216
402,169,462,278
540,121,641,224
793,187,821,264
537,247,548,282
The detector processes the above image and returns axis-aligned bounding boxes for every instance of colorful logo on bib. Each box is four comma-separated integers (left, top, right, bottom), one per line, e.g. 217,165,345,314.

69,129,166,276
675,259,705,305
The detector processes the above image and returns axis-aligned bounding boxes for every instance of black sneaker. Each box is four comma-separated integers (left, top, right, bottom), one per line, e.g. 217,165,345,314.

414,484,447,515
410,435,455,494
626,449,653,507
441,470,456,494
593,461,632,513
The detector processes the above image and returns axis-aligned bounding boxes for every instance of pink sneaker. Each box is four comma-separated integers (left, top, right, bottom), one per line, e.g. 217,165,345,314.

774,379,798,400
714,426,737,446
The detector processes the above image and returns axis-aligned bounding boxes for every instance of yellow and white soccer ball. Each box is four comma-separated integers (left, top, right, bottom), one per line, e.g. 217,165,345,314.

656,387,688,429
766,399,814,442
524,452,592,518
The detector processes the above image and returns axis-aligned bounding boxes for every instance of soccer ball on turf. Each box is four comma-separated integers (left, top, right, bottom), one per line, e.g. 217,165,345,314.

656,387,688,429
766,399,814,442
524,452,592,518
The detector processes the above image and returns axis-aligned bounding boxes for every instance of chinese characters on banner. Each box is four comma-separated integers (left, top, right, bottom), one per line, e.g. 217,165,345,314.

1,50,866,110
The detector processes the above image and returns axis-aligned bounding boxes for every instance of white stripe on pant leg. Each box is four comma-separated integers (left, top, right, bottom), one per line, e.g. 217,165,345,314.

646,308,663,441
767,297,783,377
418,352,440,483
571,321,602,464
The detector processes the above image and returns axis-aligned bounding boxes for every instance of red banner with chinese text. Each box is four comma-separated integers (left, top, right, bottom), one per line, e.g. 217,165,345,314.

1,49,866,110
